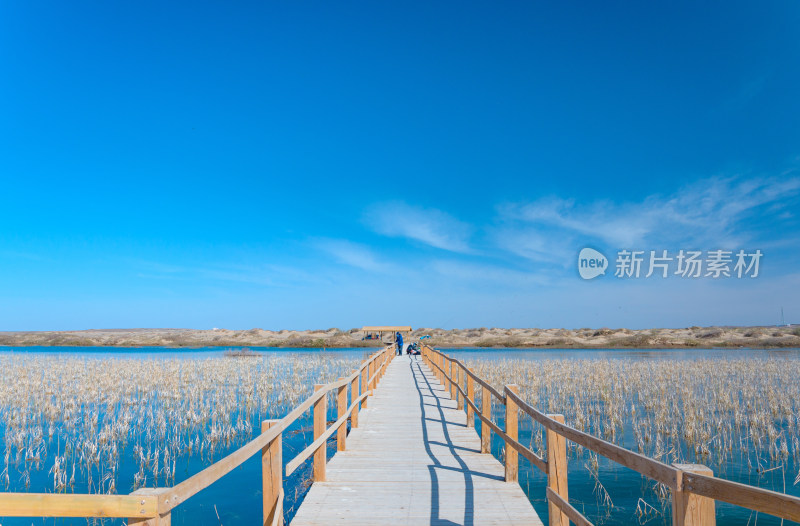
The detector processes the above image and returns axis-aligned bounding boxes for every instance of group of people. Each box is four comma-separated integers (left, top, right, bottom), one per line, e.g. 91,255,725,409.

395,331,421,358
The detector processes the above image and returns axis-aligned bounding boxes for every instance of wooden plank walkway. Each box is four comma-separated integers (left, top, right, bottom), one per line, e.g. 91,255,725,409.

291,355,543,525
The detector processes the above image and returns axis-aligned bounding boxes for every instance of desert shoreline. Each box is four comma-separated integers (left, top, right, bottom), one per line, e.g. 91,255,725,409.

0,325,798,349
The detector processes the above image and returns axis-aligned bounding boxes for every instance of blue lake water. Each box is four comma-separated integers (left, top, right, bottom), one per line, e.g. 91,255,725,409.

0,346,798,525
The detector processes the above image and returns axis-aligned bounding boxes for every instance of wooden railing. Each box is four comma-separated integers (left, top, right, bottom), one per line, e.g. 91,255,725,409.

0,345,396,526
421,345,800,526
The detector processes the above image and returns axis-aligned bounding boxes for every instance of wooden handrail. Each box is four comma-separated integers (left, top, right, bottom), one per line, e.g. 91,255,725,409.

503,386,678,487
425,348,547,472
421,344,800,525
546,487,592,526
0,493,158,518
167,345,393,517
455,358,505,401
268,489,284,526
164,419,284,511
285,390,371,475
425,346,505,401
683,471,800,522
163,346,392,512
367,363,382,387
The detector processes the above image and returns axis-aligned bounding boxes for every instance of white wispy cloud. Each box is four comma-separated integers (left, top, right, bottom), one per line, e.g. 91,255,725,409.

363,202,473,253
313,238,392,273
498,174,800,251
492,227,576,266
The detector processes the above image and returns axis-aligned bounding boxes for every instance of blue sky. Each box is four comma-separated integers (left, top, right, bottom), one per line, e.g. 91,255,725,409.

1,1,799,330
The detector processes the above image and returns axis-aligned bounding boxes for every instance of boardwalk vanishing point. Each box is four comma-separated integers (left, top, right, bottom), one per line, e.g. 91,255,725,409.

291,354,542,525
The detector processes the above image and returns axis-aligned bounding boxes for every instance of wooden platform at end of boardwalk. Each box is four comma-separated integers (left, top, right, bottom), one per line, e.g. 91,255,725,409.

290,355,543,526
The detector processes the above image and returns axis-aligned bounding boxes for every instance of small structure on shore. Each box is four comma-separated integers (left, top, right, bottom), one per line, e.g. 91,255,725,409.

361,325,412,343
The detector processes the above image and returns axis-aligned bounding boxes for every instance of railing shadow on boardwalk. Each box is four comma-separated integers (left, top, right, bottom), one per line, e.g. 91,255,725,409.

409,357,504,526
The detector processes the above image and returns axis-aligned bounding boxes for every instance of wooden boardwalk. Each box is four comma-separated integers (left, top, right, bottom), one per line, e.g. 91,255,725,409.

291,355,543,525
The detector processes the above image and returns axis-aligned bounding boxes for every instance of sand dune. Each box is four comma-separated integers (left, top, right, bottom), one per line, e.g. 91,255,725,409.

0,325,799,349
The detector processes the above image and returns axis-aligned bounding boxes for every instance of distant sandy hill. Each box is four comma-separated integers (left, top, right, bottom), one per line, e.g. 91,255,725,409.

0,326,799,349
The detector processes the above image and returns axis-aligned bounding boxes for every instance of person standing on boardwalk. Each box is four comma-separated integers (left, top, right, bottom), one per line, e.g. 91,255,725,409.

395,331,403,356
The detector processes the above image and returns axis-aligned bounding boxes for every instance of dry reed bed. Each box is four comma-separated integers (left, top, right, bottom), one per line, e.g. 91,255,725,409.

465,356,800,491
0,353,360,495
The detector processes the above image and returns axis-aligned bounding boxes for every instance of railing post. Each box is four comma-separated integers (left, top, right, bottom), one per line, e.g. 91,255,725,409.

129,488,170,525
360,360,368,409
350,375,359,428
673,465,716,526
546,414,568,526
504,384,519,482
449,360,455,400
369,358,375,391
336,377,347,451
466,373,475,427
446,359,452,399
261,420,283,526
456,365,463,410
313,384,326,482
481,384,491,453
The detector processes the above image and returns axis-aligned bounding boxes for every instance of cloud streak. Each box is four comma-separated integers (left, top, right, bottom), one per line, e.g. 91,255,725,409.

364,202,473,253
498,174,800,251
313,239,392,273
